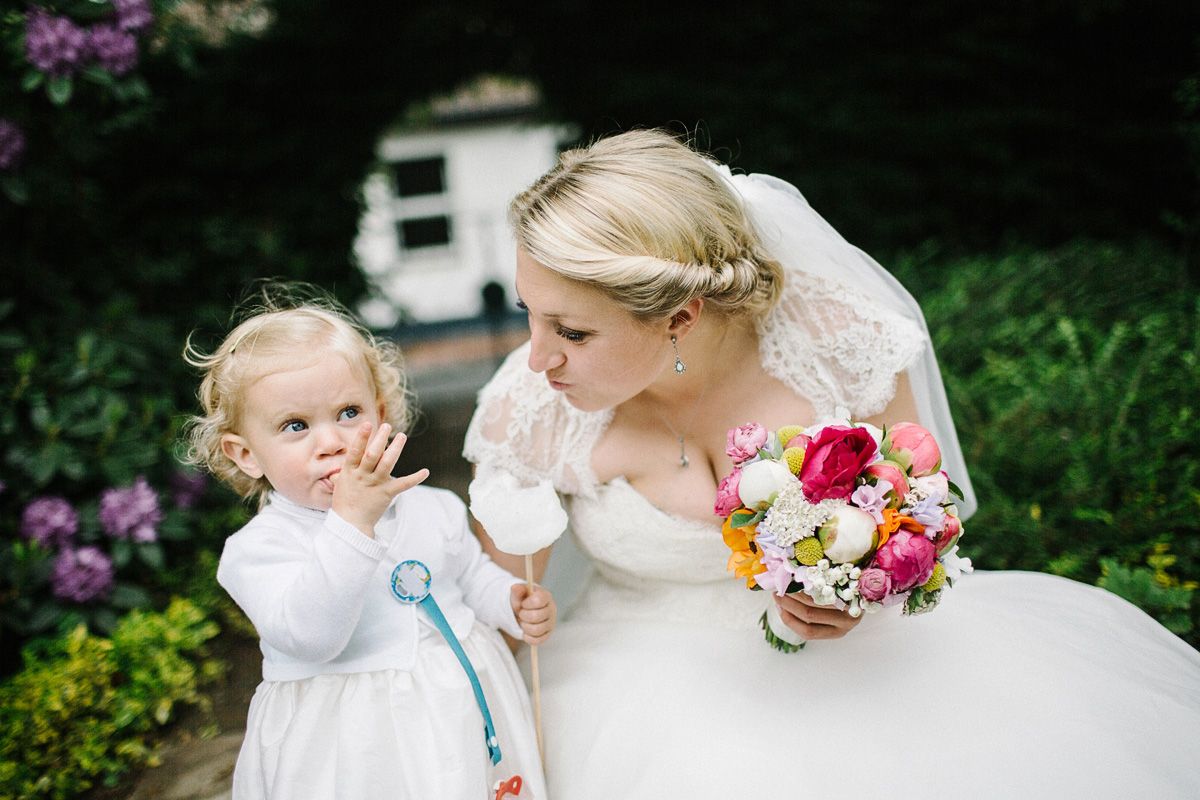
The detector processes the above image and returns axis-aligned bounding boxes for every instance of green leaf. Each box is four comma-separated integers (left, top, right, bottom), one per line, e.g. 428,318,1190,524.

1,174,29,205
22,70,45,91
731,510,763,528
947,479,964,500
109,583,152,610
47,75,74,106
29,601,65,633
92,607,119,634
137,543,166,570
111,539,133,568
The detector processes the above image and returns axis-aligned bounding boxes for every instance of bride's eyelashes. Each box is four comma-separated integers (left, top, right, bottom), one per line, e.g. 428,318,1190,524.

515,298,590,343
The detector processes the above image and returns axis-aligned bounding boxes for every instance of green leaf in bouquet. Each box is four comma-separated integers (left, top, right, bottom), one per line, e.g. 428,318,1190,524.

731,509,763,528
947,479,965,501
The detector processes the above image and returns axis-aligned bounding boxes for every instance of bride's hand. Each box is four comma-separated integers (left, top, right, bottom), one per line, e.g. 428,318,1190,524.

773,590,863,640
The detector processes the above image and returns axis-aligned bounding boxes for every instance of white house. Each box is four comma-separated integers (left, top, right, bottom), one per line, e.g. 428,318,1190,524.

354,77,576,327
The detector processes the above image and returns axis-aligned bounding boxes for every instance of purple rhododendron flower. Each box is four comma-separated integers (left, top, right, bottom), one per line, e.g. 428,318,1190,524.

21,496,79,548
0,120,26,171
86,23,139,76
25,10,88,77
170,469,207,509
99,475,163,542
113,0,154,33
52,546,115,603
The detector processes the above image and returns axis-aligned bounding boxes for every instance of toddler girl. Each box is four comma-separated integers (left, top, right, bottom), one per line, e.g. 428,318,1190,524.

184,288,552,799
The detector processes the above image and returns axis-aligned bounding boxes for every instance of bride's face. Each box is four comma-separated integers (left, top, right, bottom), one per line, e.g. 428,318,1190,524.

515,249,671,412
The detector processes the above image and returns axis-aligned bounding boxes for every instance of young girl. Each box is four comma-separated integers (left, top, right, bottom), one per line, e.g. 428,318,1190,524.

184,288,552,799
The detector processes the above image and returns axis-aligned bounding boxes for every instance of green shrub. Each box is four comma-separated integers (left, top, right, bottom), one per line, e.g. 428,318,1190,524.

894,239,1199,642
0,598,220,800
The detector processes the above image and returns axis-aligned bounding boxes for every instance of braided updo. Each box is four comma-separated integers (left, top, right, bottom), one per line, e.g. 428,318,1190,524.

509,129,784,322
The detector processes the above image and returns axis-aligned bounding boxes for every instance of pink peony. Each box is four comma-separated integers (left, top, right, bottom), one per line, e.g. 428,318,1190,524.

725,423,768,464
872,530,937,592
857,567,893,601
797,425,877,502
932,513,963,555
864,460,909,503
713,469,743,517
885,422,942,477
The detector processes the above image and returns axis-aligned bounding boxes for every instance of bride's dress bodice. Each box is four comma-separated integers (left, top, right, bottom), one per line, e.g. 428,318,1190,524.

564,478,769,631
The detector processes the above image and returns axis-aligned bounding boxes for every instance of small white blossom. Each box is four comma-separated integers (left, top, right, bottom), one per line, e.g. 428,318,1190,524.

760,484,843,547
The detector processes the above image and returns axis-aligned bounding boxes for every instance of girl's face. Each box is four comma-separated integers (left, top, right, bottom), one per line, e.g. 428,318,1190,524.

221,348,384,510
515,249,671,412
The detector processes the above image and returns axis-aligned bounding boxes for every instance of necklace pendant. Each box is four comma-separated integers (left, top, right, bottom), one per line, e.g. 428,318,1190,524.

680,453,689,468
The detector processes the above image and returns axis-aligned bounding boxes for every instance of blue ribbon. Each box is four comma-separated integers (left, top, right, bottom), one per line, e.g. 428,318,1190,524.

390,560,502,765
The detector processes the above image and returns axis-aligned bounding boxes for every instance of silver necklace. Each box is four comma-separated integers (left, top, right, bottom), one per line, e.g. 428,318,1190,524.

653,376,712,469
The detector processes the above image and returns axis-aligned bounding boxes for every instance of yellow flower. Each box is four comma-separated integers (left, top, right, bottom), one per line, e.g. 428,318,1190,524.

782,447,806,475
793,537,824,566
922,562,947,592
776,425,805,447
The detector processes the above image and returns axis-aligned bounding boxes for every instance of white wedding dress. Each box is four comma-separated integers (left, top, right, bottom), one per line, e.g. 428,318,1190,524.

464,170,1200,799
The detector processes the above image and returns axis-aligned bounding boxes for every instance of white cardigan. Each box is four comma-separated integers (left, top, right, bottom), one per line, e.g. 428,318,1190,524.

217,486,523,682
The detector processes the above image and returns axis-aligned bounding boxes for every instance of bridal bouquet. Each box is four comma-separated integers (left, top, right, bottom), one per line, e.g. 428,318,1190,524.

715,418,972,652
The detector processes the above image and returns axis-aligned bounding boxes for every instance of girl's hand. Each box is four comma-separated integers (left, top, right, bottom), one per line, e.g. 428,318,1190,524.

332,422,429,537
773,589,862,641
510,583,556,645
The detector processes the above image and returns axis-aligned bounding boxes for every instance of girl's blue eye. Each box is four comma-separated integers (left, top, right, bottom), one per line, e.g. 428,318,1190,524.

339,406,360,421
283,420,306,433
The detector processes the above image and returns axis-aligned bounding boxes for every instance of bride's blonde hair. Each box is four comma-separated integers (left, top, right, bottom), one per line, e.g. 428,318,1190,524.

509,128,784,322
181,281,413,504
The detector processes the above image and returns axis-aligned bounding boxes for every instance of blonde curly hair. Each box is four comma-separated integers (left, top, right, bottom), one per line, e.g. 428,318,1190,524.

509,127,784,322
182,283,414,505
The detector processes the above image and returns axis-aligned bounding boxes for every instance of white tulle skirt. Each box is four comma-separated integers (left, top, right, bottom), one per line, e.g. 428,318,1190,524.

232,623,546,800
528,571,1200,799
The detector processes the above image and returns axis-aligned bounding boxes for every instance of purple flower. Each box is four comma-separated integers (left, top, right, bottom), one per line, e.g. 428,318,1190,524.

86,23,139,76
21,496,79,548
99,475,162,543
52,546,115,603
170,469,207,509
25,9,88,77
0,120,26,172
113,0,154,34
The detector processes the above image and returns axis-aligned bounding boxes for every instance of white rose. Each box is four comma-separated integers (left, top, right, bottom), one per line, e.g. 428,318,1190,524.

737,459,796,510
817,506,878,564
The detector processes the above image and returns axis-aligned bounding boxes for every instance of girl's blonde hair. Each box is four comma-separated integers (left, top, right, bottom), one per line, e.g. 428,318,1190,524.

182,282,414,504
509,128,784,322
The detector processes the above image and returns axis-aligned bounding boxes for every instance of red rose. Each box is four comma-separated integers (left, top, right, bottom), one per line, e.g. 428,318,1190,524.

797,425,877,502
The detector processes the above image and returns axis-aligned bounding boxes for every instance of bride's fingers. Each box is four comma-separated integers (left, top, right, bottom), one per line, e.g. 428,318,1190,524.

775,593,861,636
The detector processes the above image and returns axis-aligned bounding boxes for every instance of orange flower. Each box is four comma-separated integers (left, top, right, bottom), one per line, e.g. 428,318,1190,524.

877,508,924,549
722,512,766,588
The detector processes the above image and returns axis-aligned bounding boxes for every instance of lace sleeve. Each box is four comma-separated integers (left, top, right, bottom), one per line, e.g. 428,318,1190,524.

760,274,926,419
463,342,611,499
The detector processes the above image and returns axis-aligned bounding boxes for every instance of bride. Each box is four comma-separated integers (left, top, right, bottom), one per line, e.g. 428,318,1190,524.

464,129,1200,798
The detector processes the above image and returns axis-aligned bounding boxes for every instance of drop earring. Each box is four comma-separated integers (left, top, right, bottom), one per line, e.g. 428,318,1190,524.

672,335,686,375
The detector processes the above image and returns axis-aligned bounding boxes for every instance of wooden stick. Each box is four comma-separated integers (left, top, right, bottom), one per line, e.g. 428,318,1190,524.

525,553,545,764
